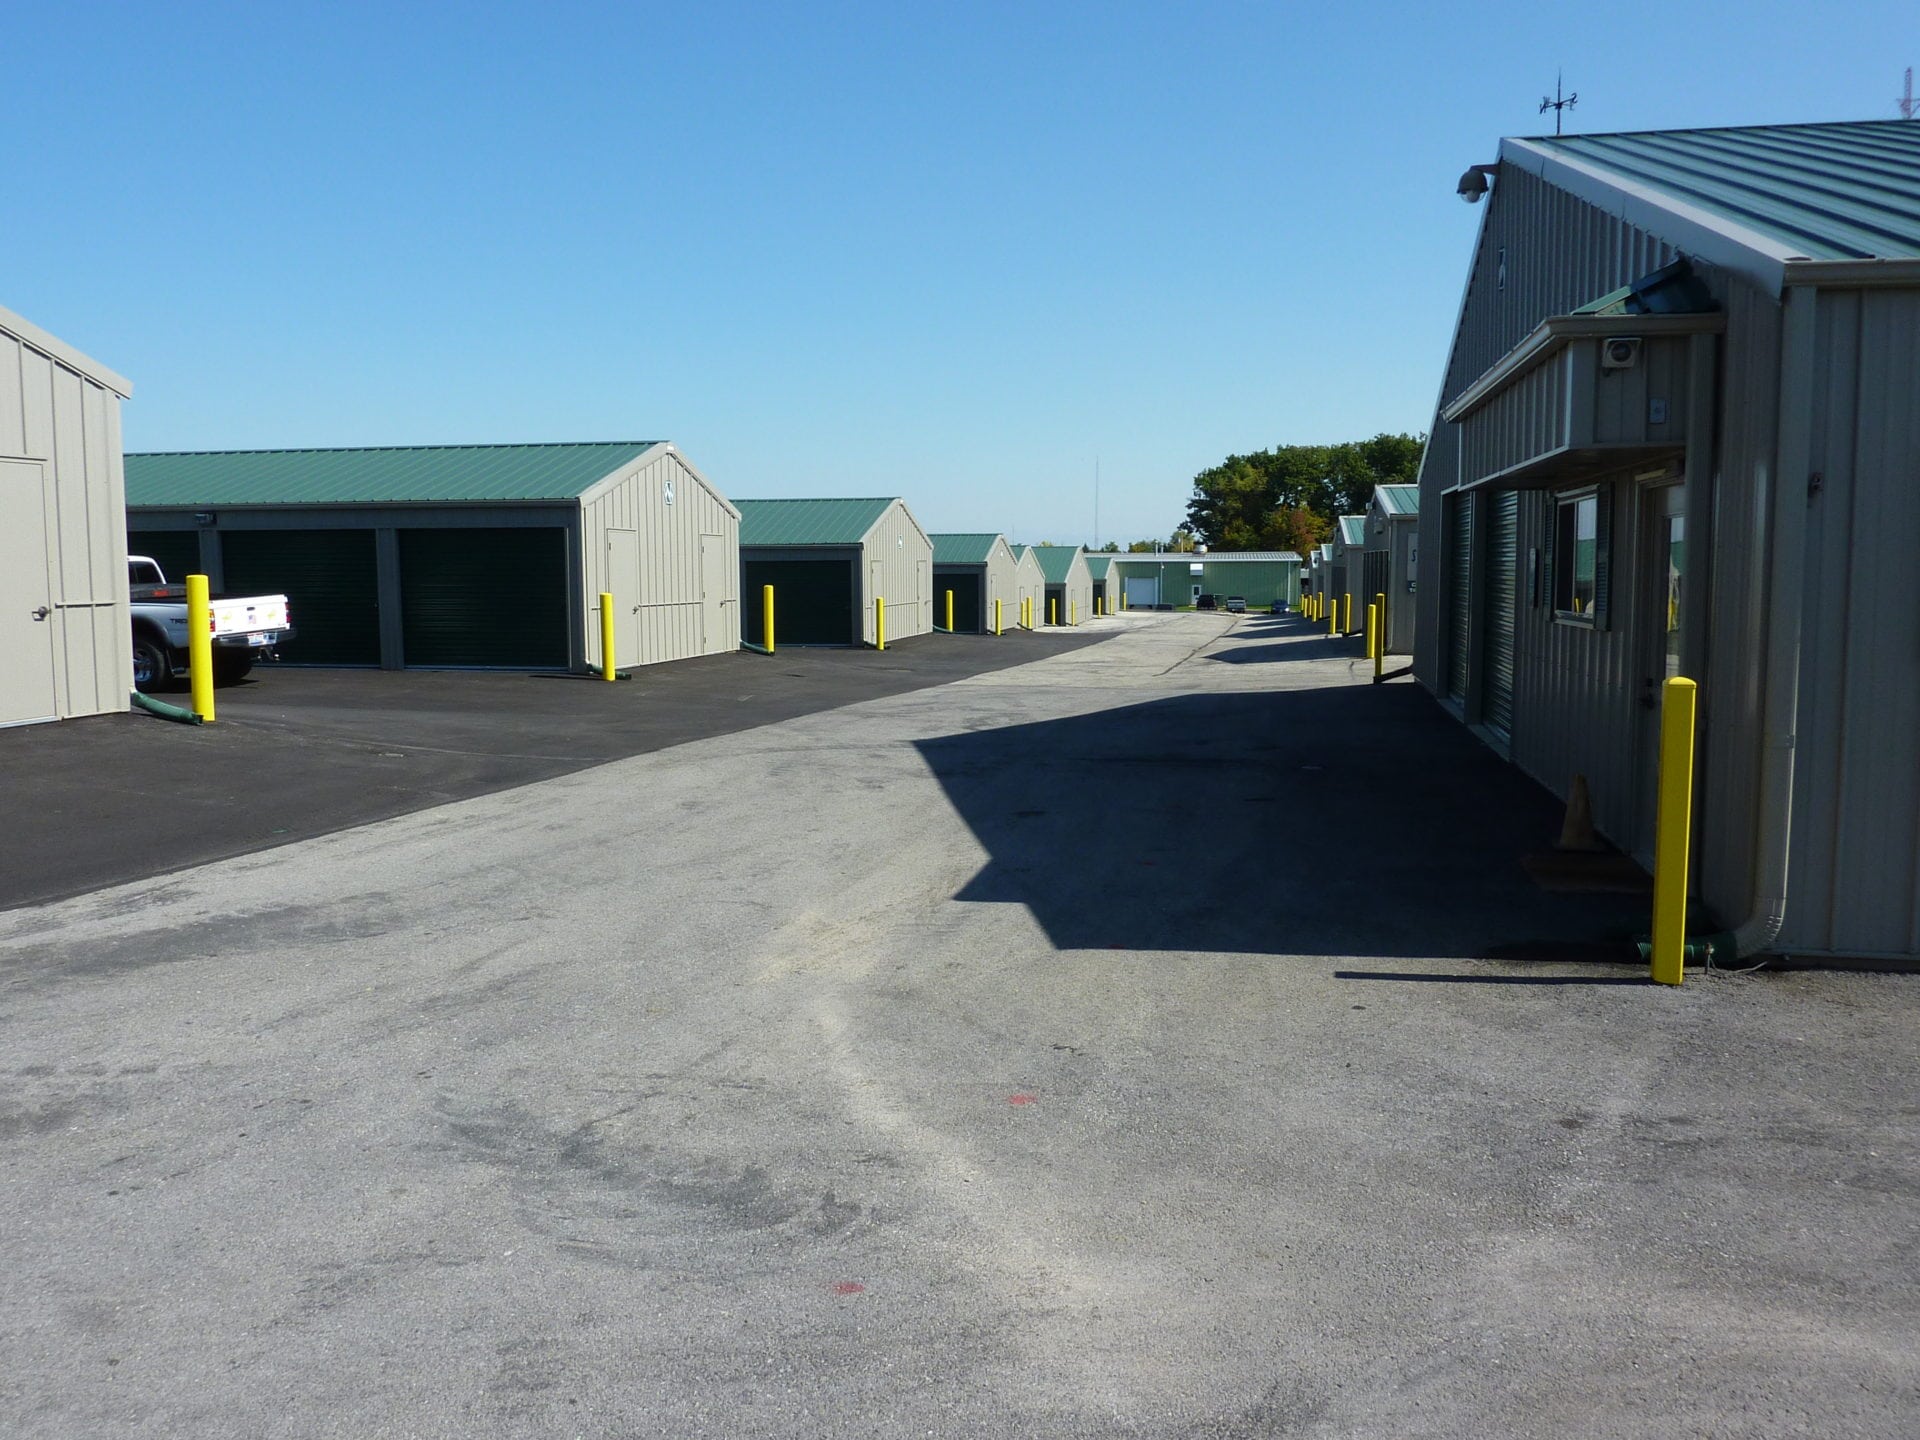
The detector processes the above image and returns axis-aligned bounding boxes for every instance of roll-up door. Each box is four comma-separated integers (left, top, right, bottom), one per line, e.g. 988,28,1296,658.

742,558,856,646
1482,490,1519,736
400,527,568,668
223,529,380,665
1447,496,1473,702
129,530,202,584
937,571,983,632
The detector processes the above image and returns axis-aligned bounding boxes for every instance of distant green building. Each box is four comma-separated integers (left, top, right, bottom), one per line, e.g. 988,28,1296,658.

1110,551,1301,610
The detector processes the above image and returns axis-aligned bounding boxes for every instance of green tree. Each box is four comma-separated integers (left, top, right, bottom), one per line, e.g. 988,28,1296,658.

1179,433,1423,550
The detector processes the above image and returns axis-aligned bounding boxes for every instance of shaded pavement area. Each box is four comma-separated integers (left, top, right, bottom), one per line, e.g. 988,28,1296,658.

0,626,1101,910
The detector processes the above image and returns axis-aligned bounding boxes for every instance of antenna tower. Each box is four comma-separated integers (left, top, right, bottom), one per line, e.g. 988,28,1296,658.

1540,71,1578,134
1900,68,1917,120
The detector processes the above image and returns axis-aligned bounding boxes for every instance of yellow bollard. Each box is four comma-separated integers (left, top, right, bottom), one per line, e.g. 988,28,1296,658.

1375,592,1386,655
1327,595,1337,637
1343,594,1352,634
186,573,215,723
994,598,1002,636
1650,677,1699,985
945,589,954,632
1070,600,1076,625
599,591,614,683
763,584,776,655
1369,603,1383,680
1049,597,1058,627
876,596,886,651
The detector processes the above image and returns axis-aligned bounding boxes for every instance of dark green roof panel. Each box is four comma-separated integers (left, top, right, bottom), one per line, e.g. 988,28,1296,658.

126,442,663,506
932,532,1002,564
1537,120,1920,262
1032,546,1083,582
736,498,895,546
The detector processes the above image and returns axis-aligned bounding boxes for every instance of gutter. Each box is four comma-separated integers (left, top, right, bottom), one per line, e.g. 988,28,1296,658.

1707,283,1818,963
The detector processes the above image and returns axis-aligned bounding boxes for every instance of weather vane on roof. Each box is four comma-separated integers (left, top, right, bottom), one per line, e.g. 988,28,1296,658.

1540,71,1578,135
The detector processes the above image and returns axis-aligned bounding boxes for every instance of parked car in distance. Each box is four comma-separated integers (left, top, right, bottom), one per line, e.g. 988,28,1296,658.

129,556,294,691
1195,593,1218,610
1224,595,1247,613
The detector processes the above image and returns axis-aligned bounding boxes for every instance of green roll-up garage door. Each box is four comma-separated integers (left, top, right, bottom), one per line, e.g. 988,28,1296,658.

742,559,855,646
937,571,983,632
1447,494,1473,703
223,529,380,665
1483,491,1519,736
400,527,569,668
129,530,201,584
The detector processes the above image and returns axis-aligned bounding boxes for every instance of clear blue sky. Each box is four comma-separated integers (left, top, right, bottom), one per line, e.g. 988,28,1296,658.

5,2,1910,543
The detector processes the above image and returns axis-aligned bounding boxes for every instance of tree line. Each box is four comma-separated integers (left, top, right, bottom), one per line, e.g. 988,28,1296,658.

1121,433,1424,554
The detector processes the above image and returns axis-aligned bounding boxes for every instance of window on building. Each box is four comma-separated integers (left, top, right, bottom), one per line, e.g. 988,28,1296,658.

1553,490,1602,620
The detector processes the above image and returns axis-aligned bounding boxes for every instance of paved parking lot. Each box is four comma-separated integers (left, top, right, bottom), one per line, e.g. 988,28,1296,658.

0,626,1100,910
3,612,1917,1438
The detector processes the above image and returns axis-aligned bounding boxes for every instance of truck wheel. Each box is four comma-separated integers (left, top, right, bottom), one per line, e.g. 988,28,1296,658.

132,637,170,692
212,653,254,686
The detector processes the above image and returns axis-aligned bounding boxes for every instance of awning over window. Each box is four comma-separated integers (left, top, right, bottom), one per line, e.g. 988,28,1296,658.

1441,312,1721,491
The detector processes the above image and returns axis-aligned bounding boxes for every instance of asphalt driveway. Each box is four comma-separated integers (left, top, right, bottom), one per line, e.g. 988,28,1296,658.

3,612,1916,1438
0,626,1101,910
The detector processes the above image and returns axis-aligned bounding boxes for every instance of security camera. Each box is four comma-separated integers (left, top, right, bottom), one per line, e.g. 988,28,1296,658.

1457,165,1493,203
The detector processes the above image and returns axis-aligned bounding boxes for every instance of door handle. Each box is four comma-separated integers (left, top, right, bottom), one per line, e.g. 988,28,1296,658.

31,606,50,621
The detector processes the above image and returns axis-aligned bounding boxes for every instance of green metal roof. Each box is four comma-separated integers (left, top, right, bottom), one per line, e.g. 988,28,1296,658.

126,442,663,506
931,532,1003,564
1338,515,1367,546
736,497,895,546
1032,545,1084,582
1533,120,1920,261
1377,484,1419,516
1085,554,1112,578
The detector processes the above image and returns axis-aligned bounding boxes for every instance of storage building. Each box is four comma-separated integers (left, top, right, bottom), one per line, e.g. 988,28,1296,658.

1012,546,1046,627
1333,515,1367,634
738,497,932,647
1033,545,1092,626
1363,484,1419,655
1110,552,1301,611
126,442,739,673
1415,118,1920,961
930,533,1019,633
0,304,133,727
1085,554,1120,615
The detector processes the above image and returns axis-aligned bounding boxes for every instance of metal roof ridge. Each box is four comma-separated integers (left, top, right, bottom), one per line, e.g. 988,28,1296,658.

128,440,660,458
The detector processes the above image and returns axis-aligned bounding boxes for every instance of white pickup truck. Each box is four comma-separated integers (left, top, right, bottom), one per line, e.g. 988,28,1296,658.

128,556,294,692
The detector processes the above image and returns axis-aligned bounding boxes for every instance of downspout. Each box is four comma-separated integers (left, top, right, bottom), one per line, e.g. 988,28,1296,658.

1707,283,1817,963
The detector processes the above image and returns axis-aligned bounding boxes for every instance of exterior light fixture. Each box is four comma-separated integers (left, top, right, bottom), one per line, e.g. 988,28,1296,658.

1457,164,1497,203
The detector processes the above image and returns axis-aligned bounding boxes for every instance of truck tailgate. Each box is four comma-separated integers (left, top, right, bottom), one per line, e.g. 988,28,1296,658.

210,595,290,636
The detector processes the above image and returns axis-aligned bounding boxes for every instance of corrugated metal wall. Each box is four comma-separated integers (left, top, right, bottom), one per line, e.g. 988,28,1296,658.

860,501,933,644
1051,553,1093,624
580,448,739,666
1416,164,1678,693
1784,285,1920,956
984,541,1019,625
1015,552,1045,622
0,327,130,719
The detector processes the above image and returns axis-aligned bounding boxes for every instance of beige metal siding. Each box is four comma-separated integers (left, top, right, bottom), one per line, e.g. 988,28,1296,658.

1783,285,1920,956
579,447,740,667
0,325,130,721
984,538,1019,625
1014,550,1045,624
859,500,933,644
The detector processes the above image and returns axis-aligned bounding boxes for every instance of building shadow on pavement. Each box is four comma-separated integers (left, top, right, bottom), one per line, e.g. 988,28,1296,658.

915,682,1649,963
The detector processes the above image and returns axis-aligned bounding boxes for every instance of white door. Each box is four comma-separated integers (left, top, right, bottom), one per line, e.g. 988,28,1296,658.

700,535,726,653
1,460,59,727
607,528,641,666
